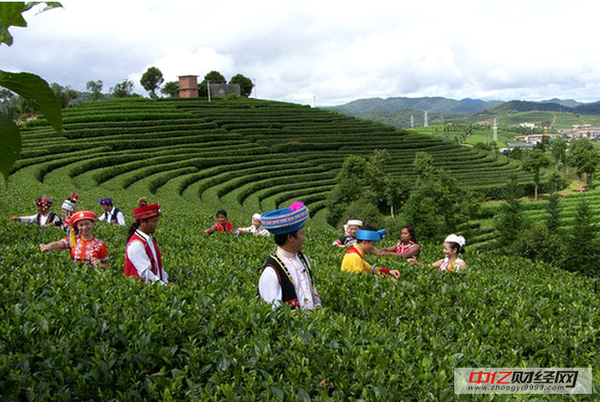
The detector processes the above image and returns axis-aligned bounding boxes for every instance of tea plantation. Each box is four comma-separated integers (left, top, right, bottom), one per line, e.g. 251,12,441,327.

1,98,598,400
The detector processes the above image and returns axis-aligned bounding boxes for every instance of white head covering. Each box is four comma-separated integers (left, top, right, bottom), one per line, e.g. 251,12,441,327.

252,213,262,221
346,219,363,227
444,234,466,248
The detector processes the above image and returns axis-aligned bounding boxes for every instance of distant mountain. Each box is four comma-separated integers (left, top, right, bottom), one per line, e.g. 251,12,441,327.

489,100,600,115
540,98,582,108
328,96,600,117
328,96,503,114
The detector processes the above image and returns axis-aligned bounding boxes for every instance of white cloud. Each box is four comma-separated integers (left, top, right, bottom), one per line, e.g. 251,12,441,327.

1,0,600,104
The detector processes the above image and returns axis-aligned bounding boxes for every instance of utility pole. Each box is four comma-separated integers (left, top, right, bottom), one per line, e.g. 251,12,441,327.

424,111,429,127
493,118,498,142
207,80,211,103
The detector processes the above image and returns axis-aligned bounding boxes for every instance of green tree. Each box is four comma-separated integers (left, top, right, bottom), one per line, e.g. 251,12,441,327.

229,74,254,97
550,136,568,170
161,81,179,98
522,147,551,199
0,2,63,183
86,79,103,100
199,70,226,97
111,79,134,98
413,151,438,181
563,199,599,276
545,193,561,234
325,155,373,227
568,138,600,189
512,221,565,265
140,66,164,99
51,82,77,108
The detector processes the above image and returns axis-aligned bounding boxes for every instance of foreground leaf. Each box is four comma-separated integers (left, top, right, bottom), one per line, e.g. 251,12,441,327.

0,70,62,133
0,115,22,183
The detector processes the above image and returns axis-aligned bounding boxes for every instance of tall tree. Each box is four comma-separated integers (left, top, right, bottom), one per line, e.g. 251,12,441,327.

551,136,568,171
140,66,164,99
564,199,599,276
199,71,226,97
568,138,600,189
325,155,373,227
229,74,254,97
86,80,103,100
51,82,78,108
545,193,561,234
111,79,134,98
522,147,551,199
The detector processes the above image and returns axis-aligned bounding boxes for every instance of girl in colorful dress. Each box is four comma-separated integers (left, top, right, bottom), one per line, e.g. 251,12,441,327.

374,225,420,259
204,210,233,234
407,234,467,271
39,210,109,269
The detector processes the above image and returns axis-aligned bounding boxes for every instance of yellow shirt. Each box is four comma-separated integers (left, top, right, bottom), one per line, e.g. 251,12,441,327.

341,244,372,274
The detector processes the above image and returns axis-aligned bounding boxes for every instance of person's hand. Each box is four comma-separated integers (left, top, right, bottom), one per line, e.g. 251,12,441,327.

91,257,100,266
374,249,384,256
407,257,418,265
10,216,19,222
39,243,49,252
389,270,400,281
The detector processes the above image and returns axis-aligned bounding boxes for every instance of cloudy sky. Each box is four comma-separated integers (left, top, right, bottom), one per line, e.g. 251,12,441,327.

1,0,598,106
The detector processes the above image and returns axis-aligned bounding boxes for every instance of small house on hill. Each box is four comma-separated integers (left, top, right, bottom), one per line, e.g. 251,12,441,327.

178,75,240,98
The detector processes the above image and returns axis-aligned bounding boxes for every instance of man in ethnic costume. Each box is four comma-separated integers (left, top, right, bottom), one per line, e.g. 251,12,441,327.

124,199,168,284
258,201,322,310
98,197,126,227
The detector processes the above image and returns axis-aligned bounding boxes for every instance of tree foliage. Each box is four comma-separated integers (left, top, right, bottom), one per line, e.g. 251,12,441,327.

567,138,600,189
140,66,164,99
229,74,254,97
161,81,179,98
522,147,551,199
0,2,63,184
86,80,103,100
111,79,135,98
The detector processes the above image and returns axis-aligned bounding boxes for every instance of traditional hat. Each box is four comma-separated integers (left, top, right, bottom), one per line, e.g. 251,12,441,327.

133,203,161,221
346,219,363,227
71,210,96,227
61,192,79,212
97,197,113,205
444,234,466,248
252,213,262,221
356,228,387,242
261,201,309,235
34,197,52,209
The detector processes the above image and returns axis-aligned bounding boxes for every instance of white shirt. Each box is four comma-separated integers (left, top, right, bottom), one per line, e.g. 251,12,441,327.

99,207,126,226
238,224,270,236
19,211,60,226
126,230,168,284
258,247,320,310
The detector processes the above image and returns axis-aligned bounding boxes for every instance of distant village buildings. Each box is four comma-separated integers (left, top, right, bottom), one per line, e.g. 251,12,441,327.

503,122,600,152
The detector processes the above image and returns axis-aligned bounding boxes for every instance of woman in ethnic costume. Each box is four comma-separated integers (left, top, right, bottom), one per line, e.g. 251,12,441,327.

10,196,62,226
39,210,109,268
407,234,467,272
374,225,420,259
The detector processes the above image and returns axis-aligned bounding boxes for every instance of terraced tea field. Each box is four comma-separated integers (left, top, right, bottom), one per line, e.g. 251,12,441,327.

12,97,531,224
